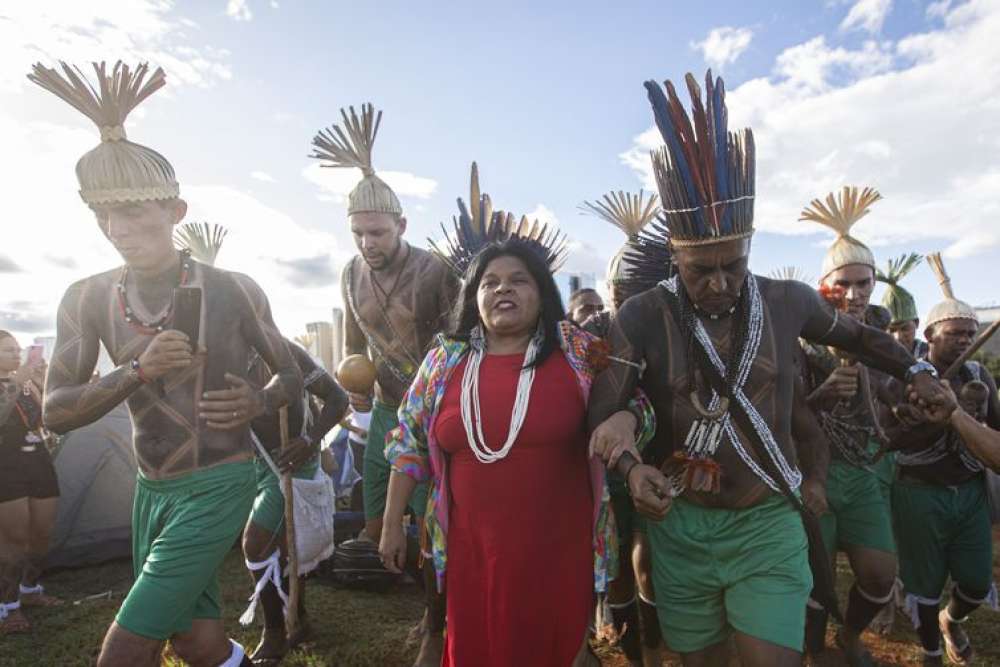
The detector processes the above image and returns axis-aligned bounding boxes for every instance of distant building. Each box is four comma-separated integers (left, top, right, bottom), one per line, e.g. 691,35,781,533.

306,321,334,371
331,307,345,369
556,272,597,307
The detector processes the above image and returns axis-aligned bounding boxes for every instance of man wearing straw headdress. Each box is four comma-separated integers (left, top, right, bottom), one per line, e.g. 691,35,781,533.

309,104,458,666
797,187,900,663
882,252,1000,666
580,190,665,666
27,62,301,667
586,71,948,666
877,253,929,358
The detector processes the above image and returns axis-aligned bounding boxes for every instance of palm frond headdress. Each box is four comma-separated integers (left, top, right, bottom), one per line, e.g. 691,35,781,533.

768,266,813,284
925,252,978,329
27,60,178,205
310,103,401,217
174,222,229,266
875,253,922,325
799,186,881,280
429,163,568,278
580,190,661,291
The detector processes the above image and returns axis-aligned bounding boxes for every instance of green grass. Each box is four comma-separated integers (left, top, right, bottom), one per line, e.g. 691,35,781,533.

5,533,1000,666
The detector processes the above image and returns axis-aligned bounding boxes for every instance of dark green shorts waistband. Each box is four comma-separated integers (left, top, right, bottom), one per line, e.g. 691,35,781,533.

137,460,255,494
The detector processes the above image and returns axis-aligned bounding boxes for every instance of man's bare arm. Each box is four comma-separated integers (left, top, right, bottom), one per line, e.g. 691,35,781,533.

236,276,302,416
292,344,350,444
341,261,367,357
587,298,644,432
43,284,143,433
793,372,830,483
796,282,914,379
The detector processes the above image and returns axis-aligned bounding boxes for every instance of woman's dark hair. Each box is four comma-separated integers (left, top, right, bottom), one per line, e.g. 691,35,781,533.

447,239,566,368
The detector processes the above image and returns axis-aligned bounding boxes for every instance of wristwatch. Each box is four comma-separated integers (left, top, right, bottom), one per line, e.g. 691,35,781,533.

904,359,938,383
129,357,149,383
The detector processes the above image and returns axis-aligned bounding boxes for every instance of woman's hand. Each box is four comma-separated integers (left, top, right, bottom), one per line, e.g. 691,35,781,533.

627,464,672,520
378,520,408,574
589,410,638,468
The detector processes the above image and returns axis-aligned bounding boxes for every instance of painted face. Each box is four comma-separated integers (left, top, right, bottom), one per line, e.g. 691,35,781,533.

928,318,978,366
570,292,604,325
91,199,185,271
889,319,918,351
673,237,751,315
477,255,541,340
350,212,406,270
0,336,22,373
823,264,875,320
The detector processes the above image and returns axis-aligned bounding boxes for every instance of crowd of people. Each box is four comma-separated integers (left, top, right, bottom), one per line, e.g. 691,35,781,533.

0,58,997,667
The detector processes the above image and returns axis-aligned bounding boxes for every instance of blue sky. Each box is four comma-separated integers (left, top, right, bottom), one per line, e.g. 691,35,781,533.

2,0,999,342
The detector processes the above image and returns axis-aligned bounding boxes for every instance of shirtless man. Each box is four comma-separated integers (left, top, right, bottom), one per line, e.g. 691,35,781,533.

798,188,898,663
310,104,459,666
883,253,1000,666
30,61,301,667
586,71,945,667
242,340,348,664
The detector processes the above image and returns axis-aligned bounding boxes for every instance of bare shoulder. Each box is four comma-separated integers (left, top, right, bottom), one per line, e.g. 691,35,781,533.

412,245,448,276
57,268,118,319
755,274,816,314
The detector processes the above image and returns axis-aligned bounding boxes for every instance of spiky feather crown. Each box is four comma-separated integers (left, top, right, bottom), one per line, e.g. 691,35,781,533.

644,71,755,246
925,252,978,328
27,60,179,205
875,253,921,325
309,103,402,217
800,186,881,279
429,163,568,278
768,266,813,284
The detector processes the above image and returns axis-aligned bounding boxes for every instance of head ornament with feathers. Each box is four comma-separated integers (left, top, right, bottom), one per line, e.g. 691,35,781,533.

925,252,978,330
310,103,402,217
579,190,660,287
27,61,178,205
644,70,755,247
429,163,568,278
875,253,922,325
799,186,881,280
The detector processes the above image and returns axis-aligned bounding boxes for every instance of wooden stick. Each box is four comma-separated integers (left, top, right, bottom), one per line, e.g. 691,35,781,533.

279,406,301,637
943,319,1000,379
338,418,368,440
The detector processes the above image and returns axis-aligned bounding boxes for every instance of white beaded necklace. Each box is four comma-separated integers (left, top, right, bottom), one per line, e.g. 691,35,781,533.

461,328,540,464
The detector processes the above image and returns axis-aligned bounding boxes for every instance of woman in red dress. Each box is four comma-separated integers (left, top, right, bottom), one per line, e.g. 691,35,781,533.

380,238,655,666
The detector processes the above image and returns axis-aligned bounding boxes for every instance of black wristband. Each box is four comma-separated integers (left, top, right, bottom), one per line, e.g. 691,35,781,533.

617,451,640,485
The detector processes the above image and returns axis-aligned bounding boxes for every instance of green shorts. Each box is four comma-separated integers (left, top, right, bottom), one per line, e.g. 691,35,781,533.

363,401,428,521
650,494,811,653
819,459,896,557
117,461,255,640
892,475,994,599
609,472,646,546
249,455,320,533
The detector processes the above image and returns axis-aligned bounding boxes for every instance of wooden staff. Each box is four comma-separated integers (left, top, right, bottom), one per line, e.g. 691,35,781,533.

943,319,1000,379
279,406,301,637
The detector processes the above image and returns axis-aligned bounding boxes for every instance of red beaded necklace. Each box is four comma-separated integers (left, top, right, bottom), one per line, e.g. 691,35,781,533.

116,249,193,334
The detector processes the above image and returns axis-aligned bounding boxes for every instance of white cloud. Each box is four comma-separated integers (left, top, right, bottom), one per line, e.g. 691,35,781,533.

226,0,253,21
250,170,276,183
691,26,754,70
270,0,280,8
840,0,893,34
301,163,438,203
621,0,1000,260
524,204,559,226
927,1,952,19
0,1,232,92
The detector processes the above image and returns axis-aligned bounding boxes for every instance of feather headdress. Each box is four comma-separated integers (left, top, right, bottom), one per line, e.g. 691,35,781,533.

644,71,755,247
27,61,178,205
309,103,401,217
174,222,229,266
925,252,978,329
875,253,922,325
429,163,568,278
799,186,881,279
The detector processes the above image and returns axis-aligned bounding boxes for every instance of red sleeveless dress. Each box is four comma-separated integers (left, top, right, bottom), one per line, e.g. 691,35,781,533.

434,351,592,667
